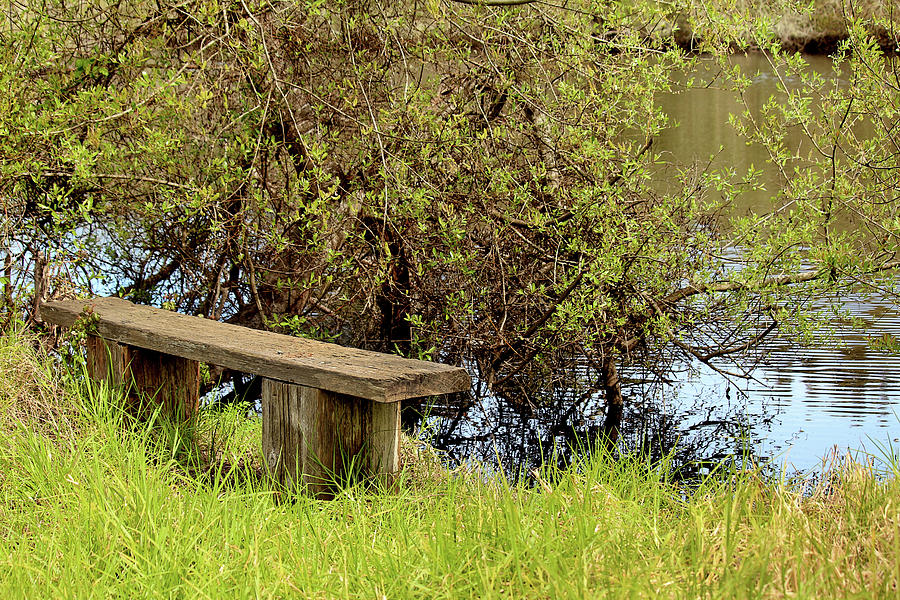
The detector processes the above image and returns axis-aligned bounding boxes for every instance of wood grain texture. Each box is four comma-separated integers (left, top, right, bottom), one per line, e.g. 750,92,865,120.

86,335,200,420
42,297,470,402
262,379,400,498
262,378,303,488
86,335,128,387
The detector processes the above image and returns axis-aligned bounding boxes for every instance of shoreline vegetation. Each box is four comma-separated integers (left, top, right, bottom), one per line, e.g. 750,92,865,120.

658,1,900,54
3,1,900,596
2,332,900,597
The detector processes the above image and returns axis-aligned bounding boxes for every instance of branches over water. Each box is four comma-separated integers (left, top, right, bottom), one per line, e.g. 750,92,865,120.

1,0,899,415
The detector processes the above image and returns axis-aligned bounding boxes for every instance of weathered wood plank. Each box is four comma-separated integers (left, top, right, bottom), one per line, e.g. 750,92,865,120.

262,378,304,488
41,297,470,403
86,335,128,387
262,379,400,497
370,401,401,476
86,335,200,420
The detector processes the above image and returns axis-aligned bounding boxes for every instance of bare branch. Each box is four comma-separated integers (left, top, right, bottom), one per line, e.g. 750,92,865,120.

117,260,181,299
491,269,585,369
448,0,538,5
664,260,900,305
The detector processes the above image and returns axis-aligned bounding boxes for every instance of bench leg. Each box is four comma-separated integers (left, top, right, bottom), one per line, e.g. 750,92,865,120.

86,335,200,421
261,378,400,498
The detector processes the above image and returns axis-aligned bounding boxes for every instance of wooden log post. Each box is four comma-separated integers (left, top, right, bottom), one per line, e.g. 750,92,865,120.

262,379,400,498
86,335,200,421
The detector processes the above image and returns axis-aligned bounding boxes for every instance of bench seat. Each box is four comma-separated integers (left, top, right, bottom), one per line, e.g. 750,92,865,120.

41,297,470,496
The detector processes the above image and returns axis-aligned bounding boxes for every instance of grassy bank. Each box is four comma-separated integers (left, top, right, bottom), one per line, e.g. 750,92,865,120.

1,332,899,599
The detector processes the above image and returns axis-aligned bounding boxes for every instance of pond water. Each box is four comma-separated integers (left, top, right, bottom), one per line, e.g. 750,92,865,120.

413,53,900,478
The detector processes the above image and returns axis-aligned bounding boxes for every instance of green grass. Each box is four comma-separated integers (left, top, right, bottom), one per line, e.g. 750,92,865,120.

1,331,899,598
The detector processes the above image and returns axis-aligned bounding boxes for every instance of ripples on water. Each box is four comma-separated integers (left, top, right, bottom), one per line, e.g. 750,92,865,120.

412,290,900,480
414,54,900,479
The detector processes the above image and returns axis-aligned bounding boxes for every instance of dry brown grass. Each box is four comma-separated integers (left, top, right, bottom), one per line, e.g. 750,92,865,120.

679,454,900,598
0,329,77,438
780,456,900,596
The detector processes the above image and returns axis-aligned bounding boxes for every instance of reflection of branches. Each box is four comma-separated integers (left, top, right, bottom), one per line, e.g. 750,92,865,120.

419,373,777,483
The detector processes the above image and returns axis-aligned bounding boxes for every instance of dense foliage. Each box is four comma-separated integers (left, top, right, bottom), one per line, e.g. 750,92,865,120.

2,1,899,428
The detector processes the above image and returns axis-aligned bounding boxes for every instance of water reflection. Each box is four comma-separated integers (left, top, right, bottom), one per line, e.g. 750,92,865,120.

654,53,851,212
659,66,900,470
412,286,900,480
406,373,778,482
410,54,900,479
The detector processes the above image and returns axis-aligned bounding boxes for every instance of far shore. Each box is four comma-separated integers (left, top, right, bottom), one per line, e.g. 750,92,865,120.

652,3,899,56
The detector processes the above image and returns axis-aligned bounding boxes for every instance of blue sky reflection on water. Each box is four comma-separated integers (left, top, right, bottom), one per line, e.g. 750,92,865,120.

421,53,900,477
653,53,900,473
671,339,900,475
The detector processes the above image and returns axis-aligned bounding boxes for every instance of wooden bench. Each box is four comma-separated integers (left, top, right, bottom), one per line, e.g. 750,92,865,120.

40,297,470,496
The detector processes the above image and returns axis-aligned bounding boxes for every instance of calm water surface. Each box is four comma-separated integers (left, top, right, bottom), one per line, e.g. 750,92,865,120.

418,54,900,477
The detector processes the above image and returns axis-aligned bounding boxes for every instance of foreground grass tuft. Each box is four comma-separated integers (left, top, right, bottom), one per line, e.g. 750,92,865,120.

0,332,898,598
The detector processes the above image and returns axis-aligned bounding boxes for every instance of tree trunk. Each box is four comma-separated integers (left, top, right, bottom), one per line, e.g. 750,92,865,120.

377,235,411,354
600,354,624,446
2,250,12,329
